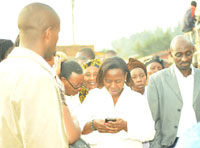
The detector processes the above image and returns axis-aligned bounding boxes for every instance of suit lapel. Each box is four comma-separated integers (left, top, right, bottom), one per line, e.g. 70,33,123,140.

193,68,200,104
165,66,182,102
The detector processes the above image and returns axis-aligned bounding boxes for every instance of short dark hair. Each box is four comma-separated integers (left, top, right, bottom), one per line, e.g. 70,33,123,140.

0,39,14,62
104,50,117,56
96,56,132,88
77,48,95,60
144,56,164,69
60,60,83,80
77,56,89,61
191,1,197,7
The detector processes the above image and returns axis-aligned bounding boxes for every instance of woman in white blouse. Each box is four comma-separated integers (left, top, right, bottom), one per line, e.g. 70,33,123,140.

78,57,155,148
127,58,147,96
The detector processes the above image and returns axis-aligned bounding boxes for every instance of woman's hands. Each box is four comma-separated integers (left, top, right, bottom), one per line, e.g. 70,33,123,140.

94,118,127,133
82,118,127,135
93,119,107,133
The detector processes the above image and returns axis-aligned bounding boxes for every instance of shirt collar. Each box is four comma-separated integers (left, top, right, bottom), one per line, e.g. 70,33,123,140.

173,64,194,78
103,84,130,97
8,47,55,75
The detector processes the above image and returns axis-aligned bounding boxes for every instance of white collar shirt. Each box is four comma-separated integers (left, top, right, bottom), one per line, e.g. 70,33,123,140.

173,64,197,137
65,94,81,117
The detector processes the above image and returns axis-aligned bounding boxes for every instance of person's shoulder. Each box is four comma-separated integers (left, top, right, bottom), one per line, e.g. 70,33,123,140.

126,89,148,107
124,86,145,100
9,47,53,74
0,55,52,79
81,88,106,108
84,87,105,101
194,66,200,73
88,87,104,94
129,88,143,97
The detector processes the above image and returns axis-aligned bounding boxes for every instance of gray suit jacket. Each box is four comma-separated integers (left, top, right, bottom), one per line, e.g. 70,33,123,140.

147,65,200,148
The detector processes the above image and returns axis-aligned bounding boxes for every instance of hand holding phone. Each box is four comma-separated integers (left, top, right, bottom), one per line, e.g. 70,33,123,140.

105,118,116,123
105,118,127,133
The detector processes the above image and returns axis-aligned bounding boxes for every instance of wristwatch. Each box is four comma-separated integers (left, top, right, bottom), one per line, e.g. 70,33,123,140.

91,119,96,131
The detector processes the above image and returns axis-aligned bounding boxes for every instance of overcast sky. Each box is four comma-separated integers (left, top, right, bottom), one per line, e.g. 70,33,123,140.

0,0,198,50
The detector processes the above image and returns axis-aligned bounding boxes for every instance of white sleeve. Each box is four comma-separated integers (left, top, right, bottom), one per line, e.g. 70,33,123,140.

127,94,155,142
77,90,96,131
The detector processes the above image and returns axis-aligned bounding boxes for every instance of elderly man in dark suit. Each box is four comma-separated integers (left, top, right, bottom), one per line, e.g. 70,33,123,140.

147,35,200,148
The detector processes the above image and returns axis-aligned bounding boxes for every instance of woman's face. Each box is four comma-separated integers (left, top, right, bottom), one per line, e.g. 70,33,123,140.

103,68,126,98
147,62,162,76
84,66,98,90
130,68,146,93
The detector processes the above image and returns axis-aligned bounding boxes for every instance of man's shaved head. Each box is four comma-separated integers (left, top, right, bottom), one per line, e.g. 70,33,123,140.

18,3,60,42
17,3,60,59
170,35,193,51
169,35,194,75
18,3,60,31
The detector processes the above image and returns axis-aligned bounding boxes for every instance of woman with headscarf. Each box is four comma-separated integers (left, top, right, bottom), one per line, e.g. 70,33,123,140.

144,56,164,85
144,56,164,76
127,58,147,96
79,58,101,103
128,58,152,148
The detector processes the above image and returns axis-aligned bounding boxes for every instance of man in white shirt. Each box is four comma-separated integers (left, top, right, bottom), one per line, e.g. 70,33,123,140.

147,35,200,148
0,3,72,148
60,60,84,115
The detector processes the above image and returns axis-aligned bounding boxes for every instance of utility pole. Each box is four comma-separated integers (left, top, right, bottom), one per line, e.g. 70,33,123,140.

72,0,75,44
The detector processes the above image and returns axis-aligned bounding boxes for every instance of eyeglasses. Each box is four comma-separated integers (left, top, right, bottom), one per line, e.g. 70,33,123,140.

66,79,82,90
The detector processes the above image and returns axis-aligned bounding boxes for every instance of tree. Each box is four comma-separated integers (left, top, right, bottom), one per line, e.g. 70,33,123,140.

111,24,183,58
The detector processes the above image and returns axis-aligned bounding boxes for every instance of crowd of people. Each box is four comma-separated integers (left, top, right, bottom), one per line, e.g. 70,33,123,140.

0,2,200,148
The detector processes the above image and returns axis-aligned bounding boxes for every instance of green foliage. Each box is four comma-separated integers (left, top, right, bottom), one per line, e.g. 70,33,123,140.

111,24,183,58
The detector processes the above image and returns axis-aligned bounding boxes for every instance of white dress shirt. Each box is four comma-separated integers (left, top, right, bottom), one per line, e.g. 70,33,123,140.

78,85,155,148
143,86,147,97
142,86,150,148
173,64,197,137
65,94,81,117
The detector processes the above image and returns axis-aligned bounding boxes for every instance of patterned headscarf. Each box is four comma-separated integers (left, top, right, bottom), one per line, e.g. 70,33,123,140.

79,58,102,103
82,58,102,70
79,86,89,103
128,58,147,77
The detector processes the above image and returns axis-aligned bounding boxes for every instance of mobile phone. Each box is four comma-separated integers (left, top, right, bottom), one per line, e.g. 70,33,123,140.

105,118,116,123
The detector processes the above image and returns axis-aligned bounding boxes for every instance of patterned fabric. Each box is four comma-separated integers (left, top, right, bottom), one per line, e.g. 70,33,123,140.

82,59,101,70
79,59,101,103
79,86,89,103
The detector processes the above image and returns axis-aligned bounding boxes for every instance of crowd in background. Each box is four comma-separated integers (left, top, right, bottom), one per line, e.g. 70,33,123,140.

0,2,200,148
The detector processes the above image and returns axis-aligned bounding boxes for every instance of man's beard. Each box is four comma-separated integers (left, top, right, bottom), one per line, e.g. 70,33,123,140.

43,48,56,59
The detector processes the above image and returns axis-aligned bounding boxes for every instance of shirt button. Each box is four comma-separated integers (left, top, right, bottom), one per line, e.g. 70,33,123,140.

174,126,178,128
177,109,181,112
